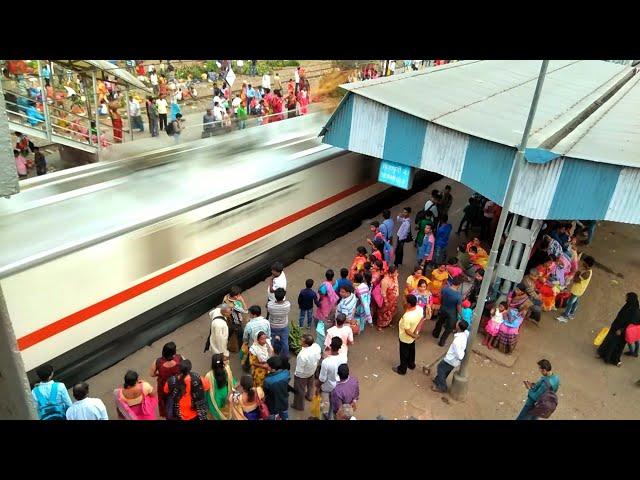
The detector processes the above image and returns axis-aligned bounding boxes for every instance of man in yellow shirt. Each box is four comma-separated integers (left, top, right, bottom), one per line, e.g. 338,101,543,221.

557,255,595,323
393,295,425,375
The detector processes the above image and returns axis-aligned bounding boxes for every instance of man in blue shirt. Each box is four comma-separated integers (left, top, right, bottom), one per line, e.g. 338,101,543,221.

434,214,453,265
378,209,395,243
432,277,462,347
263,356,294,420
31,364,73,420
246,84,256,112
66,382,108,420
298,279,319,328
394,207,412,267
333,268,354,294
517,359,560,420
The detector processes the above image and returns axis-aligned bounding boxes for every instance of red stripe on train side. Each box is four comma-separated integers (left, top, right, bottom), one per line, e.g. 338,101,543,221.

17,180,377,351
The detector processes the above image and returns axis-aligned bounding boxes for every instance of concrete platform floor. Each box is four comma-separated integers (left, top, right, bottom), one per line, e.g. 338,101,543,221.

85,178,640,420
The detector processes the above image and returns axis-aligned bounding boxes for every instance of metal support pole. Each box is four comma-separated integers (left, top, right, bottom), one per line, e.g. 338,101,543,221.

36,60,52,141
0,88,19,197
124,88,134,142
91,71,101,158
449,60,549,402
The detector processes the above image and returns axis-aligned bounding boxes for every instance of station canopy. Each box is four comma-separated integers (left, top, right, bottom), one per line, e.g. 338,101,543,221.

52,60,152,93
321,60,640,224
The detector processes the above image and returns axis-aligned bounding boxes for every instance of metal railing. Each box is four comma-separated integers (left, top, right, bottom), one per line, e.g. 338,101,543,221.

159,106,314,138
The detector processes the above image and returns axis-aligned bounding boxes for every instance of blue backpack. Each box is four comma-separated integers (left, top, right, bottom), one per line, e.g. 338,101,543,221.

33,382,67,420
382,239,394,264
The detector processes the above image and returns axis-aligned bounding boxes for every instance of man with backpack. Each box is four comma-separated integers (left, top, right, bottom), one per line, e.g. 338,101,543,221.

31,364,73,420
165,113,183,141
517,359,560,420
378,209,395,243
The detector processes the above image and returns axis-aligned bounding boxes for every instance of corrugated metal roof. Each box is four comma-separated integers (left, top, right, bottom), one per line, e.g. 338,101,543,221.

553,73,640,168
322,87,640,224
341,60,634,162
52,60,151,93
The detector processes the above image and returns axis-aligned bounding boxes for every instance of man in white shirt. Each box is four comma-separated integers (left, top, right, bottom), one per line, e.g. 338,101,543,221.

294,67,300,93
207,304,231,357
128,98,144,132
231,94,242,114
432,320,469,393
262,72,271,90
155,94,169,131
66,382,108,420
150,71,159,95
267,261,287,305
424,189,441,225
292,334,321,410
212,101,224,123
318,336,347,420
324,313,354,359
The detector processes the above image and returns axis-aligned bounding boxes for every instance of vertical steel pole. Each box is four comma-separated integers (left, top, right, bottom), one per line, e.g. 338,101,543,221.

91,71,101,157
449,60,550,402
124,87,134,142
36,60,52,141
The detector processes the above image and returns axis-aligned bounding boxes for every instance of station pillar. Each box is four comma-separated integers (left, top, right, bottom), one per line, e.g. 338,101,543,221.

0,284,37,419
494,214,542,297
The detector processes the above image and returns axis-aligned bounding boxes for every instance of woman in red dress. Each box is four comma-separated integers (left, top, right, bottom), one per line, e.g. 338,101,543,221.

109,101,123,143
150,342,183,418
377,264,399,330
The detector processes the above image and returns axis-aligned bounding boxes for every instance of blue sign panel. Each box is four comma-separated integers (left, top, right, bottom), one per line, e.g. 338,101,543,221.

378,160,414,190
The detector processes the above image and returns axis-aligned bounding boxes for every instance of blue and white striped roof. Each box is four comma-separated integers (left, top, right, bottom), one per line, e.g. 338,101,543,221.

321,60,640,224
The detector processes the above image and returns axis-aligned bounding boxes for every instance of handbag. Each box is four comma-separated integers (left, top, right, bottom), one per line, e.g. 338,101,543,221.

256,390,270,420
594,327,609,346
625,324,640,344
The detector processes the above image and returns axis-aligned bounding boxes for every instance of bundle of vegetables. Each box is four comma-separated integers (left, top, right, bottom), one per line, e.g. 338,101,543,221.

288,321,303,355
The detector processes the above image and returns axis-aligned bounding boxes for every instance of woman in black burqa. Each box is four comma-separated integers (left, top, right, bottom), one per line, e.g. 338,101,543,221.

597,292,640,367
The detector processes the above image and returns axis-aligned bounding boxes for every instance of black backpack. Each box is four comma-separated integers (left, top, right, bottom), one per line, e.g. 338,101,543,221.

530,379,558,419
165,375,181,420
165,121,175,136
189,372,209,420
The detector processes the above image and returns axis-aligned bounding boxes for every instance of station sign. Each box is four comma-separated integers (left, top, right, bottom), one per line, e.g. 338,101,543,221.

378,159,414,190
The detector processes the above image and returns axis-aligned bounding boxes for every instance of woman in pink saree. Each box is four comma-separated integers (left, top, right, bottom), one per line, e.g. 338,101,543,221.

114,370,158,420
315,269,339,348
377,265,399,330
297,88,309,115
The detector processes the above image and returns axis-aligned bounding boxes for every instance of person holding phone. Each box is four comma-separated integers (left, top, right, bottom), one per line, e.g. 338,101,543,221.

517,359,560,420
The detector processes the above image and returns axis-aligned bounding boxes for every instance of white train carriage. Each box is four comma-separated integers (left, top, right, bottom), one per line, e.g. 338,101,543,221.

0,113,438,385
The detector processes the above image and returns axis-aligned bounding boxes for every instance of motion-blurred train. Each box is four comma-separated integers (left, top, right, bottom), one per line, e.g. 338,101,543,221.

0,113,437,385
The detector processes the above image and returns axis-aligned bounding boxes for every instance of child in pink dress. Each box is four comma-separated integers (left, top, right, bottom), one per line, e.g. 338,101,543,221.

484,302,506,349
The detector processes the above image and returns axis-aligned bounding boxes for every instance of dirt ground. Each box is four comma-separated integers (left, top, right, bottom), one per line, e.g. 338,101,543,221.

87,179,640,420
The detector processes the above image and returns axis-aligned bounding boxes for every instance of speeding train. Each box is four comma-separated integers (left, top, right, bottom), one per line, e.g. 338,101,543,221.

0,113,437,386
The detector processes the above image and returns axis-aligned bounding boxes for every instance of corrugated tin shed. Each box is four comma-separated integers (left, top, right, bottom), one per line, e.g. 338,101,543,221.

52,60,152,93
321,60,640,223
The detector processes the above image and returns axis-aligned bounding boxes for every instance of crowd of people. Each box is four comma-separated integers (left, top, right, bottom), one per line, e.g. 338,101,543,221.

127,62,313,142
27,178,640,420
12,131,47,178
3,60,315,162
